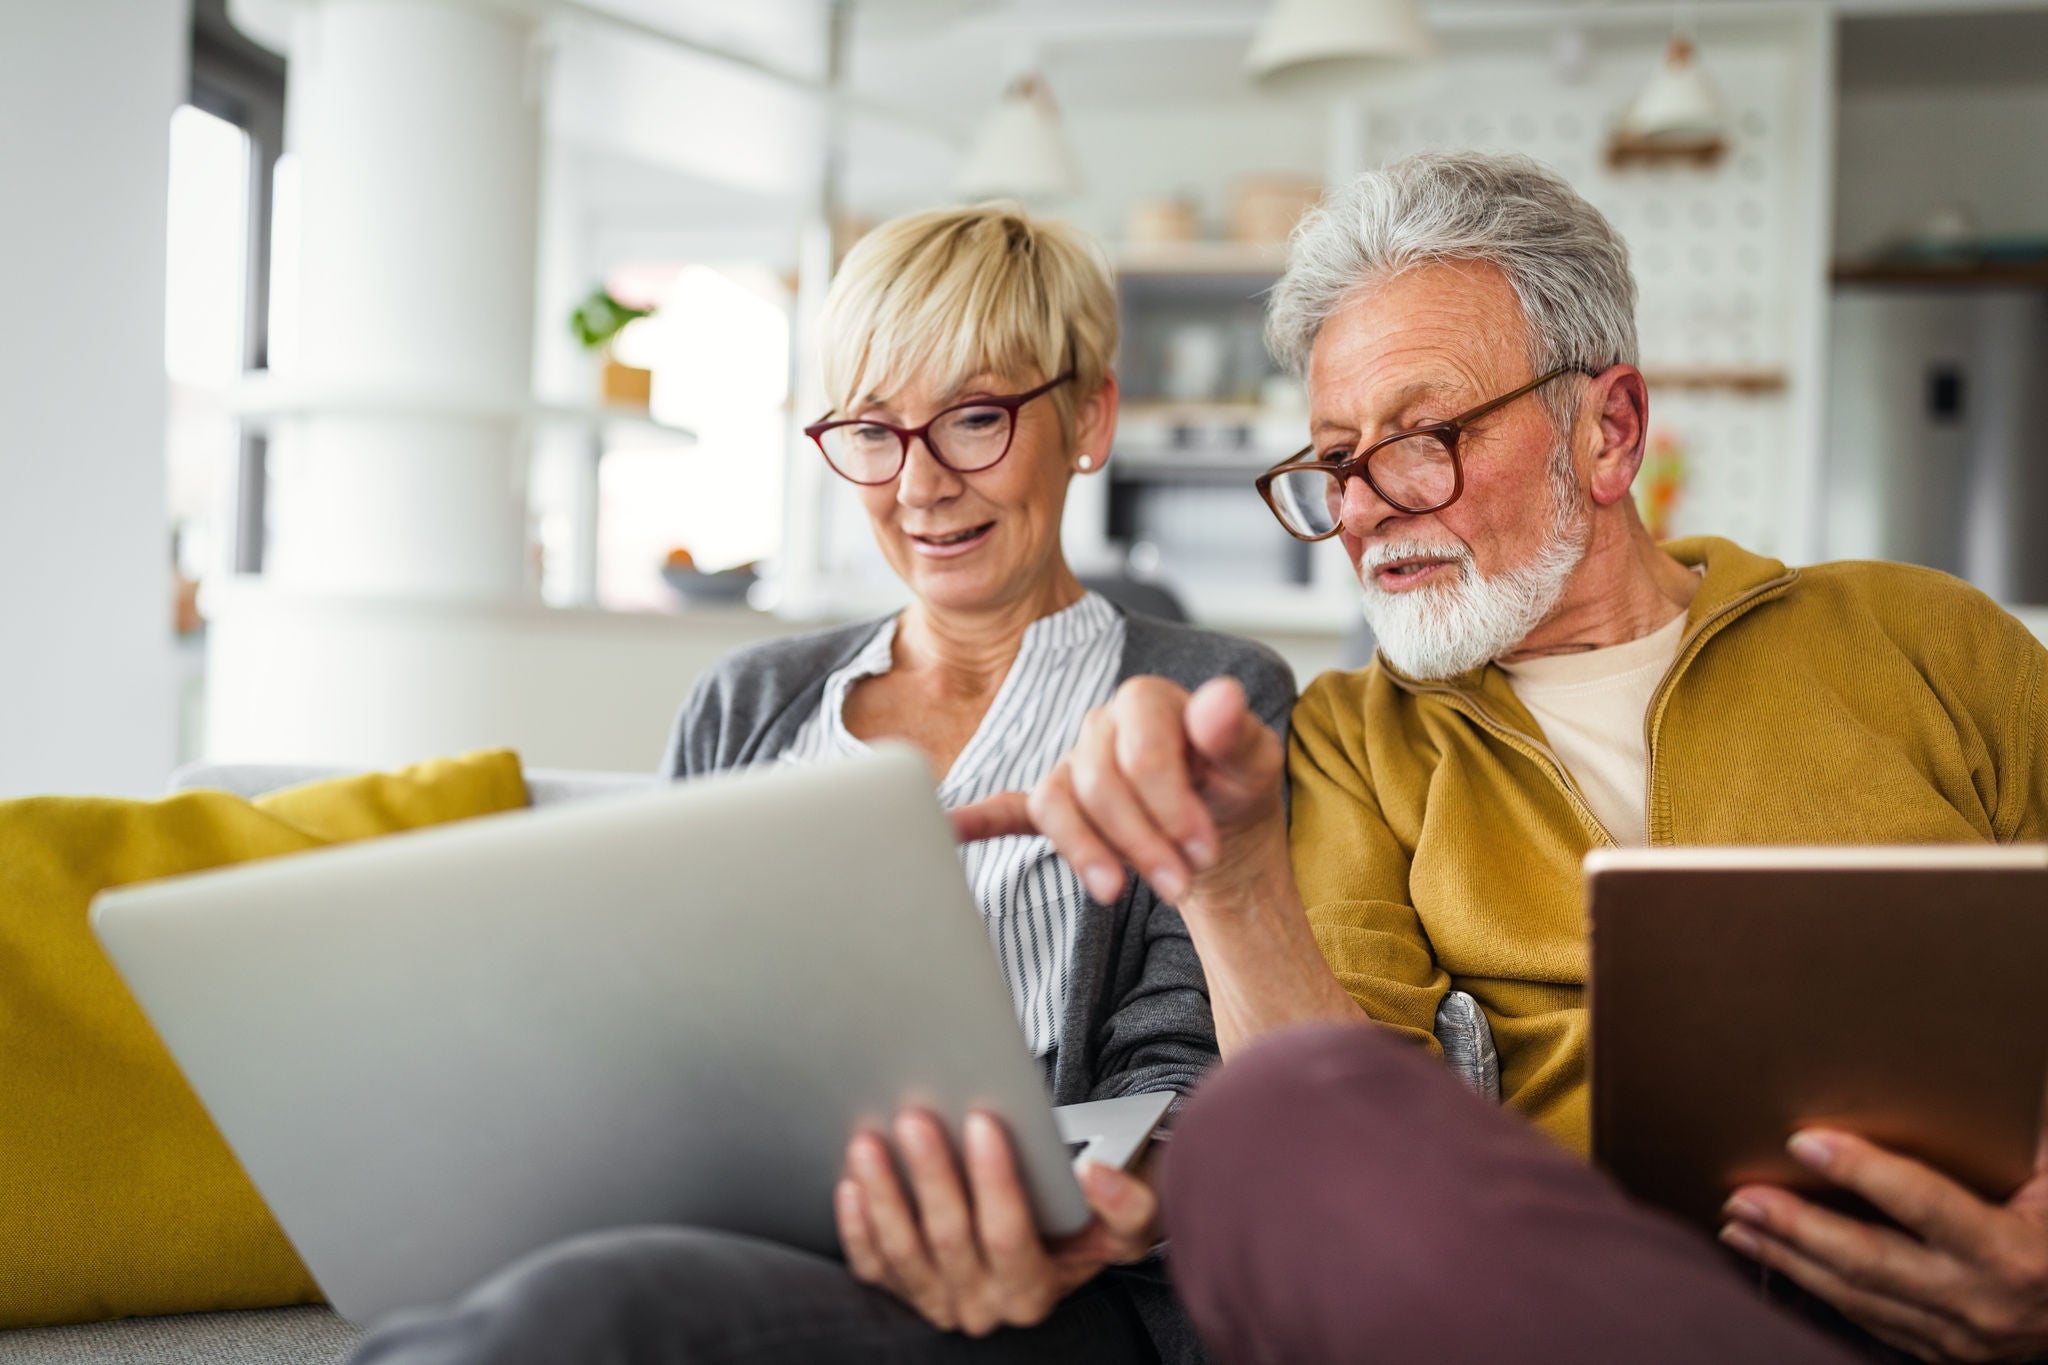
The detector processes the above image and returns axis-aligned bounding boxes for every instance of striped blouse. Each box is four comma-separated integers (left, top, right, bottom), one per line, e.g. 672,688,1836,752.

776,592,1126,1076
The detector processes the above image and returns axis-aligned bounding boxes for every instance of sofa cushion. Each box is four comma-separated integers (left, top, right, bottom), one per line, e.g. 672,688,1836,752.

0,1305,359,1364
168,763,653,809
0,753,527,1329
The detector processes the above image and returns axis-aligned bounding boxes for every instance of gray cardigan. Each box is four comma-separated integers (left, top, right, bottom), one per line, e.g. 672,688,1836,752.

660,608,1294,1365
660,608,1295,1110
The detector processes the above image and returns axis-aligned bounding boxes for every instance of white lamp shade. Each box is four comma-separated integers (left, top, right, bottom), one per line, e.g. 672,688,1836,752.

1622,37,1725,139
955,74,1084,203
1246,0,1434,89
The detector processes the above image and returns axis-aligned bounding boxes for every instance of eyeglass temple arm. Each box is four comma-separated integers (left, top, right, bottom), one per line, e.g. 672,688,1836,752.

1448,366,1576,431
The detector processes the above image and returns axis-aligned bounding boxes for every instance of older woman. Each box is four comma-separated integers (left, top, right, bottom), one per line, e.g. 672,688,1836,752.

351,204,1293,1365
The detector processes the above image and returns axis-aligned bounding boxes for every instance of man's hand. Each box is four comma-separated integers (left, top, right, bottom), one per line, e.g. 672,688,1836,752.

1720,1123,2048,1362
949,675,1287,910
834,1109,1158,1336
952,674,1363,1055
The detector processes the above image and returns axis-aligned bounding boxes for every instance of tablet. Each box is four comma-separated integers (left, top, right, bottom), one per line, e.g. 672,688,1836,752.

1587,845,2048,1232
93,745,1104,1323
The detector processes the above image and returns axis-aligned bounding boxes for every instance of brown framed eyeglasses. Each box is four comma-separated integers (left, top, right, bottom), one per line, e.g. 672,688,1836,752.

1255,367,1578,542
803,371,1075,486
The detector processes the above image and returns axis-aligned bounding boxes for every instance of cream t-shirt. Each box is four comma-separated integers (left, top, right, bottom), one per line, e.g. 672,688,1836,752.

1497,609,1690,846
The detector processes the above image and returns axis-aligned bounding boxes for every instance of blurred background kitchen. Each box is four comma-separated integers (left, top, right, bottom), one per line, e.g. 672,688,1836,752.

5,0,2046,798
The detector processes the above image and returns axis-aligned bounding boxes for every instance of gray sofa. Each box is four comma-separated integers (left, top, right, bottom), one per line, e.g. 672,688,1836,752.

2,761,1496,1363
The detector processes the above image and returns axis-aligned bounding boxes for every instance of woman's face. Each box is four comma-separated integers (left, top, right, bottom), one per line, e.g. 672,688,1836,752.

847,367,1117,617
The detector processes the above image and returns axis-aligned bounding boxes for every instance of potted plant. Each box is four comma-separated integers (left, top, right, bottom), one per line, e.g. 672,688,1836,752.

570,286,656,408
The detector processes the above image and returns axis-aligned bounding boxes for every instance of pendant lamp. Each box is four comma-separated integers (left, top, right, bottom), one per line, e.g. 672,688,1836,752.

1245,0,1434,91
1620,35,1725,140
1609,34,1727,168
955,72,1084,203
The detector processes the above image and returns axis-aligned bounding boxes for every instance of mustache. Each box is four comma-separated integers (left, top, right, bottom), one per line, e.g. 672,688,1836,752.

1358,538,1474,574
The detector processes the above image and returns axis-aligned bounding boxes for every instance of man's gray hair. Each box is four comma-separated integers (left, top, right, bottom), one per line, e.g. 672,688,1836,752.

1267,152,1639,406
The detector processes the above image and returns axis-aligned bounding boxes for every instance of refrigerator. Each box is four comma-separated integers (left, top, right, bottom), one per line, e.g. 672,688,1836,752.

1824,287,2048,605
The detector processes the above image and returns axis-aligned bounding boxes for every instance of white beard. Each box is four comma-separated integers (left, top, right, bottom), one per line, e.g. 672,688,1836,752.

1356,458,1591,680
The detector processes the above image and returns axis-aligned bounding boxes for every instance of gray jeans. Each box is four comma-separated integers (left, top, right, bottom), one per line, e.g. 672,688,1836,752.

347,1227,1160,1365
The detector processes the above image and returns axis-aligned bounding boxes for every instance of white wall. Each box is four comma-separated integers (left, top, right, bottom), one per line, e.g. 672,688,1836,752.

203,587,821,773
0,0,185,798
1835,85,2048,259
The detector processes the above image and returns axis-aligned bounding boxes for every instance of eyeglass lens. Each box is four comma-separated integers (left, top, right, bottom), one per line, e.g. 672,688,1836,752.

1268,431,1457,537
817,403,1017,483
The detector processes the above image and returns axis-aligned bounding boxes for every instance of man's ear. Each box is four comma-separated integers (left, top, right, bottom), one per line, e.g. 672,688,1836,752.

1580,365,1648,508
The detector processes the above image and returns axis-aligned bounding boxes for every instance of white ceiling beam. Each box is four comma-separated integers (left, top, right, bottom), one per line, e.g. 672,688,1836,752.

952,0,2048,45
553,0,958,145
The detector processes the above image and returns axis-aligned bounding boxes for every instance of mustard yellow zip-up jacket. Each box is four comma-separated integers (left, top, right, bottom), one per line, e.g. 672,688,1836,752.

1288,536,2048,1154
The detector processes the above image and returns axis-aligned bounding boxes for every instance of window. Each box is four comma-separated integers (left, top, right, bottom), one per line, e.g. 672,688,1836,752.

581,264,792,611
164,103,253,602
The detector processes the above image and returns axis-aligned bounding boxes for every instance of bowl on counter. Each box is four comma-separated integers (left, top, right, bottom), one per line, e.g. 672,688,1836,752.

661,562,759,604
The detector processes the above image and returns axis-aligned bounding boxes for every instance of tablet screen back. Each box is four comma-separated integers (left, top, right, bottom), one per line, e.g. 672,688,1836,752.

1588,845,2048,1232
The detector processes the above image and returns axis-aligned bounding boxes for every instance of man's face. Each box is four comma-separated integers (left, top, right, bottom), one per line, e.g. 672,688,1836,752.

1305,260,1590,677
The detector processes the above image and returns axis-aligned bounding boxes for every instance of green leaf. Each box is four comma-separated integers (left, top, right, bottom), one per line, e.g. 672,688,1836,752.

568,286,656,351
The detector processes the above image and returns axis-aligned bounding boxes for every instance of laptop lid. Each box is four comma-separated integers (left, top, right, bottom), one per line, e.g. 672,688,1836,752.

93,745,1089,1322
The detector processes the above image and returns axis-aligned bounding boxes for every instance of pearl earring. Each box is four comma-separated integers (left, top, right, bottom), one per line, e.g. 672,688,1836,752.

1077,454,1095,471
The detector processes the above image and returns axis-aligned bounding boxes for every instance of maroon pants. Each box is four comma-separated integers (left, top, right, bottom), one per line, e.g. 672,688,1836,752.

1163,1024,1869,1365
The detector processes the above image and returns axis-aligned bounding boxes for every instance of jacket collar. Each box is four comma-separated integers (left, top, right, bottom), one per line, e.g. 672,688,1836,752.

1665,535,1793,619
1376,536,1796,707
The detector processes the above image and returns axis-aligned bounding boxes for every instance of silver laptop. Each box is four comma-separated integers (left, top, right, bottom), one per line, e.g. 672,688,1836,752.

93,745,1168,1324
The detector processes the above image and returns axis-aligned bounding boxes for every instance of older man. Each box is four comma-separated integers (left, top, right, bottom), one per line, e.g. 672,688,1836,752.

961,152,2048,1363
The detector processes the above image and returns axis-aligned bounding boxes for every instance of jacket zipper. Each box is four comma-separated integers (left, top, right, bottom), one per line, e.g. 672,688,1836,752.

1384,568,1801,850
1391,677,1620,848
1637,569,1799,845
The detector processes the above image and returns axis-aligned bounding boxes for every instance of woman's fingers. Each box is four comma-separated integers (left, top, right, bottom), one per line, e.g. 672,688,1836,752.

836,1178,891,1287
1077,1161,1161,1253
894,1111,986,1300
846,1129,954,1329
949,791,1037,844
843,1113,1154,1338
961,1112,1063,1327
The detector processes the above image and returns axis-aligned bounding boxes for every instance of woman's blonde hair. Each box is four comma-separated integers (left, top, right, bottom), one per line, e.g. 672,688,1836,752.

818,203,1118,440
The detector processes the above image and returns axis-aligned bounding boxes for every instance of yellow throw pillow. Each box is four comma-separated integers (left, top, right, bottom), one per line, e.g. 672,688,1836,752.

0,751,528,1329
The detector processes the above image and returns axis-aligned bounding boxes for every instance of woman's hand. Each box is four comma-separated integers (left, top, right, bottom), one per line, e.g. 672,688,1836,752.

834,1108,1159,1336
1720,1126,2048,1362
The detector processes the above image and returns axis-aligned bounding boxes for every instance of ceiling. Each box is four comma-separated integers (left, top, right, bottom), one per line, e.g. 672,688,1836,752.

565,0,2048,121
528,0,2048,262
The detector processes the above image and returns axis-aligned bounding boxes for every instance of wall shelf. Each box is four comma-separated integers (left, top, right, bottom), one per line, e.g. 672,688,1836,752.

1112,241,1290,277
1110,461,1273,485
224,375,697,443
1832,260,2048,289
1119,400,1269,424
1604,132,1729,170
1640,367,1788,394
